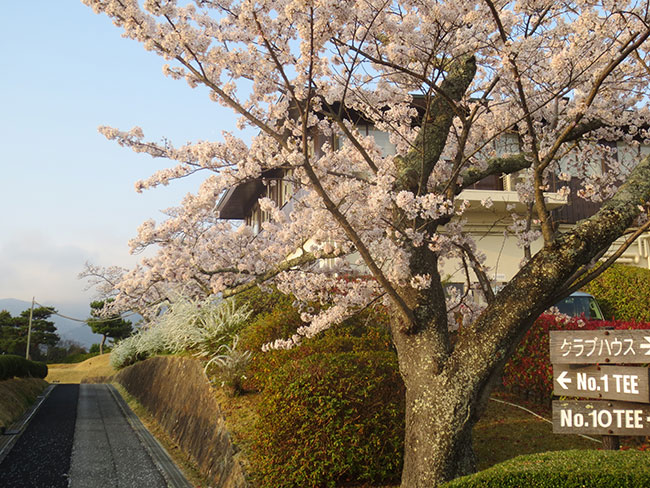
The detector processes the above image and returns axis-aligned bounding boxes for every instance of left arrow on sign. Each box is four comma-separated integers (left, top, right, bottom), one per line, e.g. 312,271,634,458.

556,370,572,390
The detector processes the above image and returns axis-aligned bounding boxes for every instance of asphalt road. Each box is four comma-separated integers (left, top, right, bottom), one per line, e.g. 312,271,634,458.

0,384,78,487
0,383,190,488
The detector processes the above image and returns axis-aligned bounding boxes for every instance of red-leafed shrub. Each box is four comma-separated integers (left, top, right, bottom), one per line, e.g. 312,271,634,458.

502,315,650,401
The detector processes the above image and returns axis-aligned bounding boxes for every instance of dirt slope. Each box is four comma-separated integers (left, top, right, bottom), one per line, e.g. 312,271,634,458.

46,354,115,384
0,378,48,430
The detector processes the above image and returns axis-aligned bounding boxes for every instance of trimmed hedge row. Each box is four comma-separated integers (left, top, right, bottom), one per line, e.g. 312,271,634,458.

0,355,48,381
234,287,402,487
249,351,404,488
585,264,650,321
443,449,650,487
240,308,393,392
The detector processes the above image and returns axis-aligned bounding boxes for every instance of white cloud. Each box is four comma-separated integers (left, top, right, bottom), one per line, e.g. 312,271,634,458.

0,230,135,306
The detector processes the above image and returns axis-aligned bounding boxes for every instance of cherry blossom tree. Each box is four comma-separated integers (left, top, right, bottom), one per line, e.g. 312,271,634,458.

82,0,650,485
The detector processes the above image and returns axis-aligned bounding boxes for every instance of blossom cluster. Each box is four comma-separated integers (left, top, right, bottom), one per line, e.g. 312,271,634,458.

81,0,650,345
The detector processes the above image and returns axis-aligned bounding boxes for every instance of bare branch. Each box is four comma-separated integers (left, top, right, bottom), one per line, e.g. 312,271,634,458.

454,243,496,304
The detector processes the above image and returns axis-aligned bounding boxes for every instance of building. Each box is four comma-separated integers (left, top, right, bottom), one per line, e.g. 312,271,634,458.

216,108,650,292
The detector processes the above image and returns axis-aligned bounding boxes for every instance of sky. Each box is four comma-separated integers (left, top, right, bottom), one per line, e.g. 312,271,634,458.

0,1,240,320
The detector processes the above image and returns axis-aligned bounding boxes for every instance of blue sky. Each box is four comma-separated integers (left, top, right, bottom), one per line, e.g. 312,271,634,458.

0,1,238,319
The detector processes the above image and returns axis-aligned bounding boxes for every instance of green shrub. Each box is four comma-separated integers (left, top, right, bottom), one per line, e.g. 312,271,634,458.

584,264,650,321
443,449,650,487
234,286,296,322
249,351,404,488
0,355,47,380
238,298,304,354
28,361,48,379
237,285,392,354
233,287,402,487
0,355,29,380
87,344,111,356
240,302,393,391
204,339,252,396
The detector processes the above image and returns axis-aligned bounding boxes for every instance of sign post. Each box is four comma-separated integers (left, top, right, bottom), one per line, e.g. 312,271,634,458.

552,364,650,403
550,330,650,450
553,400,650,436
550,330,650,364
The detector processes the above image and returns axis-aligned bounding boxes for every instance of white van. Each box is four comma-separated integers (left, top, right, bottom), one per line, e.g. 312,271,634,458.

554,291,604,320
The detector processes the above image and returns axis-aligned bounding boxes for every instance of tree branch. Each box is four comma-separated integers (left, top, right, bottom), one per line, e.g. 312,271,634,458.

554,218,650,300
331,38,468,120
221,250,339,298
542,28,650,169
394,55,477,195
455,153,530,193
454,243,496,304
452,154,650,397
299,154,417,329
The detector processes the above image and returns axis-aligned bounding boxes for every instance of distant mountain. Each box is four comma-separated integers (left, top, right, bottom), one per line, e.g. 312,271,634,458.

0,298,104,348
0,298,33,316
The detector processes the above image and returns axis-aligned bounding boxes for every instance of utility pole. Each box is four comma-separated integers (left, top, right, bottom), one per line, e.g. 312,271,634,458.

25,296,35,360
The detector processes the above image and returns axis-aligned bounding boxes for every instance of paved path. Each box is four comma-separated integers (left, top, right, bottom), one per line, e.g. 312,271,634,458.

0,384,78,487
0,383,191,488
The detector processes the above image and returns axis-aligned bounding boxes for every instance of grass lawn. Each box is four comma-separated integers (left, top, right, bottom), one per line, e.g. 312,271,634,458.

474,392,600,471
0,378,48,430
46,353,116,384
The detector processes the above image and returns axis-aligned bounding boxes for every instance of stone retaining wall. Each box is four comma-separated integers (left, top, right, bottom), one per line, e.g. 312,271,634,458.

115,356,248,488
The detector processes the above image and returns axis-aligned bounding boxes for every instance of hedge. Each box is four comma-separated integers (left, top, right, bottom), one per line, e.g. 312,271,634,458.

238,293,392,392
502,315,650,401
443,449,650,487
0,355,48,381
248,351,404,488
233,288,402,486
584,264,650,321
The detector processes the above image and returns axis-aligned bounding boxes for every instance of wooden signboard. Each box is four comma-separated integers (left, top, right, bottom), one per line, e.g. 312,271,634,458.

550,330,650,364
553,400,650,436
553,365,650,403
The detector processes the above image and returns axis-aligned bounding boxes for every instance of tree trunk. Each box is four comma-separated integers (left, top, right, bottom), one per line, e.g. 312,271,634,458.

400,375,478,486
394,325,498,487
393,155,650,486
100,335,106,355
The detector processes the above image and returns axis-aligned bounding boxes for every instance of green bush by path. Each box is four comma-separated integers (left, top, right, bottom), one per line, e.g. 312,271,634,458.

584,264,650,321
0,378,48,430
443,449,650,487
233,287,403,486
238,292,393,392
237,295,305,356
0,355,48,381
248,351,404,488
